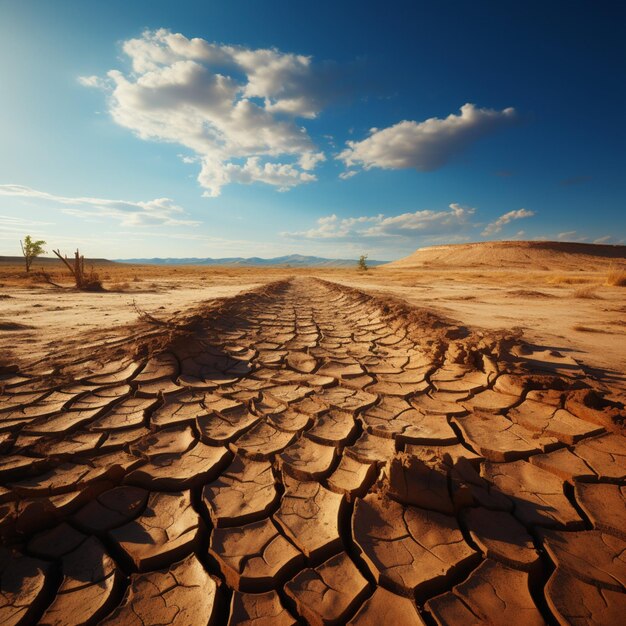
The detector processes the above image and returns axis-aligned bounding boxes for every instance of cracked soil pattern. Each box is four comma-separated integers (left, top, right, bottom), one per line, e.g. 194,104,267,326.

0,277,625,625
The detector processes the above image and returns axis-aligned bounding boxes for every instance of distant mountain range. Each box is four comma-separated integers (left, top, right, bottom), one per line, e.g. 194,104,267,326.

115,254,387,267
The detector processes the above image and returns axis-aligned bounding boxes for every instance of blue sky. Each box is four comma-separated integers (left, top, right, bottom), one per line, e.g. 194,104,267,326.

0,0,624,260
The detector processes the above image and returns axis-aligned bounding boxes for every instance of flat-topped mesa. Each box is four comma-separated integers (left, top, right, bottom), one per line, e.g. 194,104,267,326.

385,240,626,269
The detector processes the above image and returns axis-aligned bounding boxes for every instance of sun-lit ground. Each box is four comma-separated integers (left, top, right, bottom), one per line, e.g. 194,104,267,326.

1,259,624,394
1,255,625,625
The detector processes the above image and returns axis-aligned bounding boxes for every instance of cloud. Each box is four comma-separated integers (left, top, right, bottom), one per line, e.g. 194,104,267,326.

593,235,612,244
284,203,475,241
363,203,475,238
556,231,592,243
298,151,326,171
481,208,535,236
78,75,106,88
78,76,107,89
339,170,357,180
557,230,577,240
199,157,316,193
0,214,52,229
0,184,198,227
338,103,516,172
0,215,53,242
81,29,335,197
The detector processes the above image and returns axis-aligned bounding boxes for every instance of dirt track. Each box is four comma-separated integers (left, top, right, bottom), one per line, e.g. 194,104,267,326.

1,277,625,625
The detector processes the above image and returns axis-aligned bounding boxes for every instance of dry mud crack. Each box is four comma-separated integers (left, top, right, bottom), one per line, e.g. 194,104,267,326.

0,277,625,625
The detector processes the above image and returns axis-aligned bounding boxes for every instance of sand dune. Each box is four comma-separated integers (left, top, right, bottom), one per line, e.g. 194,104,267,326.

385,240,626,269
0,276,624,624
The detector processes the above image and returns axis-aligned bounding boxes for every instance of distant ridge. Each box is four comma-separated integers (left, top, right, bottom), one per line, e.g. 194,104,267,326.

115,254,386,267
0,256,115,265
385,241,626,270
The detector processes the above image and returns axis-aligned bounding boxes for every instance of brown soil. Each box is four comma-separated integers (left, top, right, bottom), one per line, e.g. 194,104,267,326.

0,275,624,625
386,240,626,269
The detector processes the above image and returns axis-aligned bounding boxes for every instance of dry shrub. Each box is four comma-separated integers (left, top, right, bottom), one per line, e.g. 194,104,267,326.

108,282,131,292
32,269,63,288
572,286,601,299
28,271,48,283
606,267,626,287
81,267,103,291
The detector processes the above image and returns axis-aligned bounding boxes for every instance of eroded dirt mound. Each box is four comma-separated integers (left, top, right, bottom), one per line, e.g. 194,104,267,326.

0,277,624,625
386,240,626,269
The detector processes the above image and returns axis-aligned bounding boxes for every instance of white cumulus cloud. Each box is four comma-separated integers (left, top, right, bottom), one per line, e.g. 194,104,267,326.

338,103,516,172
80,29,333,197
0,184,198,227
199,157,317,194
284,203,475,241
481,208,535,236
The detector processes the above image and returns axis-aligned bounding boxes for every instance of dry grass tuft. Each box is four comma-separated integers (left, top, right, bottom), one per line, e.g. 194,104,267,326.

606,267,626,287
107,282,131,292
508,289,554,299
572,286,601,299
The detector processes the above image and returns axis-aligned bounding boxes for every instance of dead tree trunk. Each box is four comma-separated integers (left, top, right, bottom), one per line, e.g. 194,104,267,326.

52,249,102,291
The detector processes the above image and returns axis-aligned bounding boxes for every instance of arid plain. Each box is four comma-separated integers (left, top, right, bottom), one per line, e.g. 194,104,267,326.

0,241,625,625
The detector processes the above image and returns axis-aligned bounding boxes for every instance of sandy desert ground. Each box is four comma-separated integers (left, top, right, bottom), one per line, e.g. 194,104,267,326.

0,241,625,625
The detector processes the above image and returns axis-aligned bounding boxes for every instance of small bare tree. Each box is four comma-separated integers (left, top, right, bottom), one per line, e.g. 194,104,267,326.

52,248,103,291
20,235,46,272
357,254,369,272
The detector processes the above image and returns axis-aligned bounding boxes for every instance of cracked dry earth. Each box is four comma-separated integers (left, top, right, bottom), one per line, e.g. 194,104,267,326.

1,277,625,626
